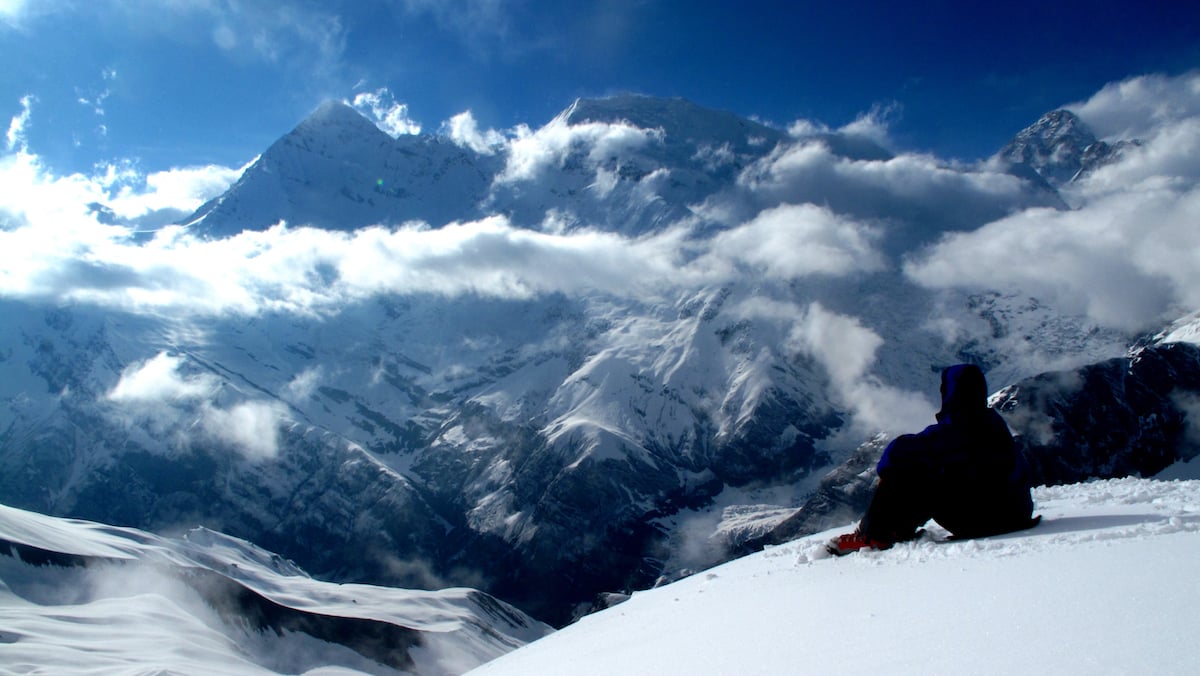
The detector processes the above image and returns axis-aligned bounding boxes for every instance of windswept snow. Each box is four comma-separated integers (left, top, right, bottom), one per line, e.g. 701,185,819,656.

470,478,1200,675
0,504,550,675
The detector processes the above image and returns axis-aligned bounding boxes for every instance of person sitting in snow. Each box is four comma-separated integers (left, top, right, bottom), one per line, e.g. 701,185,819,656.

829,363,1036,555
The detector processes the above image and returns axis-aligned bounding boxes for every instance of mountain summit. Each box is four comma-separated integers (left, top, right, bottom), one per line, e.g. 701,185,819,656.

998,109,1135,188
185,101,499,236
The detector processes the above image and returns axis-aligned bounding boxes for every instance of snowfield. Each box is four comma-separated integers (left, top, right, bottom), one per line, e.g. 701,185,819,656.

1,474,1198,674
471,476,1200,676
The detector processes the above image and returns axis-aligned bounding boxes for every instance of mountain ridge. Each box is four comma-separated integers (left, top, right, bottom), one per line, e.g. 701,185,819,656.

1,92,1192,629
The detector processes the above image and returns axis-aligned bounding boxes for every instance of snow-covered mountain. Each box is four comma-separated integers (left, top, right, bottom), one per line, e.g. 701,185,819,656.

997,108,1138,188
185,95,800,239
0,501,550,675
468,476,1200,675
1,92,1194,632
187,100,502,236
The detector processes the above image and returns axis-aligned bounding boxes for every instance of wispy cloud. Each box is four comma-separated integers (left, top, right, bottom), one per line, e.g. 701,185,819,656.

5,94,32,151
350,88,421,137
443,111,507,154
107,351,287,461
398,0,513,57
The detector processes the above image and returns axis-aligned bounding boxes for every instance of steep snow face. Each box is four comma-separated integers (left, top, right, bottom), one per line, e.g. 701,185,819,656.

469,477,1200,676
188,101,501,237
0,502,551,676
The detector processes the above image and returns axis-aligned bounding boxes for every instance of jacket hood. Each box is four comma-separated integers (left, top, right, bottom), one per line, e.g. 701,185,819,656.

937,363,989,423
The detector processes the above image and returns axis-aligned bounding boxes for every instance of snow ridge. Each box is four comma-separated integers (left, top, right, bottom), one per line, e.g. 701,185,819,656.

0,502,551,675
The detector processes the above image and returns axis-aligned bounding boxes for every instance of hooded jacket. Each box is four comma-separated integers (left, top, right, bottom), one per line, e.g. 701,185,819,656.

876,364,1033,537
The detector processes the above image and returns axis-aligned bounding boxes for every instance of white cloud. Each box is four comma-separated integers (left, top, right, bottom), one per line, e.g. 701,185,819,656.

777,301,932,436
1063,117,1200,199
497,115,663,184
905,186,1200,332
837,101,899,148
107,351,287,461
786,118,830,139
443,110,506,154
0,131,242,259
707,203,885,279
908,75,1200,334
108,352,217,403
284,367,323,402
0,203,699,315
108,162,247,220
201,400,286,461
1069,71,1200,141
351,88,421,137
6,95,33,151
710,136,1047,252
0,98,242,228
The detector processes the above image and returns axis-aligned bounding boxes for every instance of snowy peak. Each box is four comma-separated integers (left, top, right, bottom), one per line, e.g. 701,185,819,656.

186,100,498,236
999,109,1097,186
294,99,395,144
998,108,1133,187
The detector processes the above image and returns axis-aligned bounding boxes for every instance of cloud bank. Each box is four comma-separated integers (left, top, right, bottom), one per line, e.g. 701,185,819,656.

2,71,1198,459
908,71,1200,333
1069,71,1200,141
4,72,1200,344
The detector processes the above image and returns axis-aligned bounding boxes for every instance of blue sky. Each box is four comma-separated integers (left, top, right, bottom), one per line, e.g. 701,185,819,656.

3,0,1198,178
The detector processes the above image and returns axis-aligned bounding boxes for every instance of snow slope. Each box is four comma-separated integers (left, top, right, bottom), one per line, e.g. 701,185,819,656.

0,503,551,675
470,477,1200,675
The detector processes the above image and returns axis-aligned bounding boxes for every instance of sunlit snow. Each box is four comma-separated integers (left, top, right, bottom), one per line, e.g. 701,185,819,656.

471,478,1200,675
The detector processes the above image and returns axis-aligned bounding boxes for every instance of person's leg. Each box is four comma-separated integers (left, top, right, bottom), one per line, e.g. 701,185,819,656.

858,471,935,544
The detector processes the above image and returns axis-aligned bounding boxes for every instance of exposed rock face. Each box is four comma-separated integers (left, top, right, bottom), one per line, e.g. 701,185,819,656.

739,342,1200,553
995,341,1200,485
998,108,1138,188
